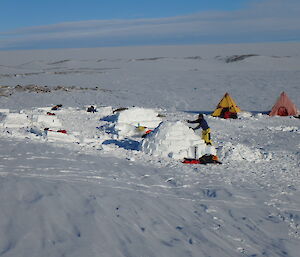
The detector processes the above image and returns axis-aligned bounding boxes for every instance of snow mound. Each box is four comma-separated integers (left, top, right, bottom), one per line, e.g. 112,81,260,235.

115,107,162,138
238,111,253,119
268,126,299,133
218,142,266,162
141,121,216,160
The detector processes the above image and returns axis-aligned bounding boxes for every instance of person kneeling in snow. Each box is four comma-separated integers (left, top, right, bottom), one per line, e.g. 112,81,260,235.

187,114,212,145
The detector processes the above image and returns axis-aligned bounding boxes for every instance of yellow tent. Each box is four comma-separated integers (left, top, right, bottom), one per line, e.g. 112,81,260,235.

212,93,241,117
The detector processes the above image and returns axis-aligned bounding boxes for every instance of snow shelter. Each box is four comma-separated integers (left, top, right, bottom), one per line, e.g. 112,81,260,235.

211,93,241,118
269,92,299,116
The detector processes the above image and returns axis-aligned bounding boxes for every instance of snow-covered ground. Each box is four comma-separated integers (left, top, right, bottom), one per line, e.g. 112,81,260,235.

0,43,299,257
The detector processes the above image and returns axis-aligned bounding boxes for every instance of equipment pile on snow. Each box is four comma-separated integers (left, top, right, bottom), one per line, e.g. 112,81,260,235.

51,104,62,110
182,154,221,164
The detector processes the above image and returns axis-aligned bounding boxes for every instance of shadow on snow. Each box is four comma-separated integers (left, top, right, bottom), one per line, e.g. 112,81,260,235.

102,139,140,151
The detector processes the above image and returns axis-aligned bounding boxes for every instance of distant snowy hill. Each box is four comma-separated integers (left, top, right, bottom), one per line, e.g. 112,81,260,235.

0,43,299,257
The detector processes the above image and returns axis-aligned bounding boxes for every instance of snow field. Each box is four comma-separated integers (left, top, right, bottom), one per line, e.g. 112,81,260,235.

0,109,299,257
0,43,300,257
0,130,299,257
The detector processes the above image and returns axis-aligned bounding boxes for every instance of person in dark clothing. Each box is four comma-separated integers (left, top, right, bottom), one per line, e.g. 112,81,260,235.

187,114,212,145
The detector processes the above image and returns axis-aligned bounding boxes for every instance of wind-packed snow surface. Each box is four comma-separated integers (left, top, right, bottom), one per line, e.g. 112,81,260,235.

0,43,300,257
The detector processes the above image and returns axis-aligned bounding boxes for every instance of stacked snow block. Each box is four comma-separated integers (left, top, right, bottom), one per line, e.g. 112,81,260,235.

141,121,216,160
32,114,62,128
0,113,31,128
115,107,162,138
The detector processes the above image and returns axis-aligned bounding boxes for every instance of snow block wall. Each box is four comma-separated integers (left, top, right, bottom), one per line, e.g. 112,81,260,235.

141,121,216,160
46,130,77,143
115,107,162,138
32,114,62,128
0,113,31,128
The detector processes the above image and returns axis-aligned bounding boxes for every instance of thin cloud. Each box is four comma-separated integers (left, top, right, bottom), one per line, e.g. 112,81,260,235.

0,0,299,49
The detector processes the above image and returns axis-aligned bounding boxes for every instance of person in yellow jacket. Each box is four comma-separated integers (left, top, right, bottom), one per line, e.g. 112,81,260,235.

187,114,212,145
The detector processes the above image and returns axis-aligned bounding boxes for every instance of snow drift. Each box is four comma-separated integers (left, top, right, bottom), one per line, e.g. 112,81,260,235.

217,142,267,163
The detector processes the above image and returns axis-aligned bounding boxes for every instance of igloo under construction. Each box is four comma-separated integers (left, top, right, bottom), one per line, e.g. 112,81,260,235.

140,121,216,160
115,107,162,138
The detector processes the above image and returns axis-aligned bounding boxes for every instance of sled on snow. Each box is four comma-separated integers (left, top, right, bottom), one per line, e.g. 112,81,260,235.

44,128,67,134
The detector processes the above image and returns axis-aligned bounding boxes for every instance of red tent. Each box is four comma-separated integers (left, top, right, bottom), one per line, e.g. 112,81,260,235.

269,92,299,116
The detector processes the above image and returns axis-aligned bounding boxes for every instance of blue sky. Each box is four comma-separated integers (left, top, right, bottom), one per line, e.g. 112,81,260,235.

1,0,249,31
1,0,300,50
